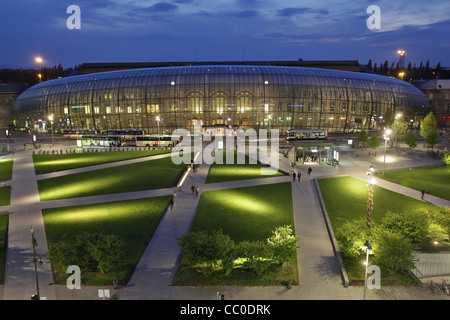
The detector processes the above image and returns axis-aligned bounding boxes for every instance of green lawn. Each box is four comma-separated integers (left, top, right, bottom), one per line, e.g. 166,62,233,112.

42,196,170,285
191,182,294,241
0,159,13,181
0,187,11,206
174,182,298,286
0,213,7,284
317,176,436,230
205,150,284,184
38,156,185,200
318,176,438,284
33,150,171,174
379,166,450,201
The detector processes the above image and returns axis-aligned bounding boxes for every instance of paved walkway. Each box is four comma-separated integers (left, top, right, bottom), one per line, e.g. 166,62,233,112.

2,148,55,300
0,139,449,300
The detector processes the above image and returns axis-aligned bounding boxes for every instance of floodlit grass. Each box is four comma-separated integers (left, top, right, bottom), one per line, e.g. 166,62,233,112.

174,182,298,286
33,150,171,174
379,166,450,201
38,156,185,200
0,213,7,284
317,176,436,229
0,159,13,181
0,187,11,206
191,182,294,241
318,176,437,284
206,150,284,184
43,197,170,285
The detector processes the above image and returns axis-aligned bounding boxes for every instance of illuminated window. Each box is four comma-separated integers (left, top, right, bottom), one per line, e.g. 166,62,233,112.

187,92,203,114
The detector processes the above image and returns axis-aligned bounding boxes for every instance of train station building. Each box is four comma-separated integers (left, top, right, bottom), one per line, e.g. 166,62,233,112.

11,63,431,135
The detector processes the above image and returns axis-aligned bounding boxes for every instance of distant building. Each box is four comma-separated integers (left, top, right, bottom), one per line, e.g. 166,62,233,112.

76,59,364,75
0,82,29,129
414,79,450,127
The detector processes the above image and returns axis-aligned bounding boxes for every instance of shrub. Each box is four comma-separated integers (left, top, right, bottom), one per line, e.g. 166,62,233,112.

372,230,415,275
380,210,430,246
335,217,369,259
266,225,300,266
48,232,124,275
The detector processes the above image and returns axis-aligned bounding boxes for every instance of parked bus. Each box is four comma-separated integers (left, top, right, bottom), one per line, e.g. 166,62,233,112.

76,135,125,148
63,129,97,139
135,135,181,148
103,129,145,140
286,129,327,140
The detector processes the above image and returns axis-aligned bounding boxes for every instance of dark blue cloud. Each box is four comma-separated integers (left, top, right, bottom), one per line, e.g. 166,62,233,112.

235,10,259,18
277,7,330,17
144,2,178,13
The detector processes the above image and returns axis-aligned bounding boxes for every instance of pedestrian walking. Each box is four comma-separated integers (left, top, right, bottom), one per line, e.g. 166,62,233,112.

292,172,296,181
307,167,312,176
421,189,425,200
297,171,301,182
195,186,199,196
191,185,195,195
169,196,175,210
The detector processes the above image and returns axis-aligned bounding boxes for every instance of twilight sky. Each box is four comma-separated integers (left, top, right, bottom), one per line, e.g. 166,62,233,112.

1,0,449,69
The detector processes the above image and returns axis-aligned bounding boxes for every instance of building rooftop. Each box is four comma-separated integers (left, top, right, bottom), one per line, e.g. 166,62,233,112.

413,79,450,90
0,82,29,93
77,59,363,75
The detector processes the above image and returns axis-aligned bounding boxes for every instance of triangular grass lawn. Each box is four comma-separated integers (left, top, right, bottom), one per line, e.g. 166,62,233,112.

42,196,170,285
205,150,284,184
33,150,171,174
38,156,185,200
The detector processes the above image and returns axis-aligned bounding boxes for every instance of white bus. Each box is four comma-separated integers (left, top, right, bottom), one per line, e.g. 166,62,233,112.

76,135,125,148
135,135,181,148
286,129,327,141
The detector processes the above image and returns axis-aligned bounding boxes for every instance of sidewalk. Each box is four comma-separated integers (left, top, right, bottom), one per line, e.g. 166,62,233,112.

119,161,211,300
1,142,449,300
2,149,55,300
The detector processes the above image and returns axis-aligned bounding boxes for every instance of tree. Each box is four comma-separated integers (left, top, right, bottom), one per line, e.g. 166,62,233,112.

372,230,415,275
381,210,430,246
335,217,369,259
404,132,417,156
391,116,409,147
420,112,439,148
444,151,450,167
426,130,439,148
177,229,235,275
266,225,300,266
48,232,124,275
368,134,381,155
358,129,368,149
383,108,394,127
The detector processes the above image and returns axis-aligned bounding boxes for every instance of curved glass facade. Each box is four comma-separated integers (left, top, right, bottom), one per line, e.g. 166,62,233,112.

12,65,430,134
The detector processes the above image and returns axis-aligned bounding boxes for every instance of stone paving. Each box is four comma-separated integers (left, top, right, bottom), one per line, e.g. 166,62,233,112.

0,133,449,301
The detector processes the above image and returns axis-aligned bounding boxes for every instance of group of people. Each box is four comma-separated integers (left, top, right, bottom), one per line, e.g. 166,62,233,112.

191,185,200,196
291,167,313,182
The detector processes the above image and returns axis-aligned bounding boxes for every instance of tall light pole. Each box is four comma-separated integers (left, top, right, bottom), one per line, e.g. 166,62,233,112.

30,225,40,300
383,129,391,175
364,167,375,300
397,50,406,69
35,57,43,83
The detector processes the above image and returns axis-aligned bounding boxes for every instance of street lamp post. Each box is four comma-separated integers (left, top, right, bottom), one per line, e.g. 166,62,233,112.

383,129,391,175
363,167,375,300
35,57,43,83
30,225,40,300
